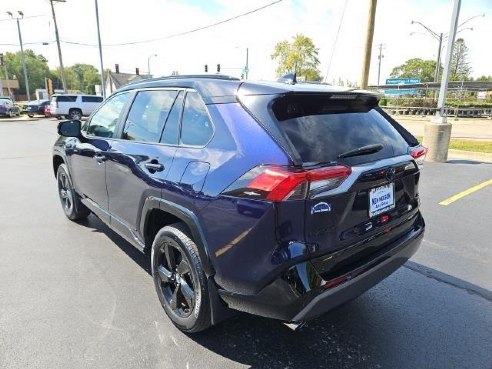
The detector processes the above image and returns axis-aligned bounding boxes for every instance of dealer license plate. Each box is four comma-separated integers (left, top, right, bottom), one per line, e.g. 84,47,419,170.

369,183,395,217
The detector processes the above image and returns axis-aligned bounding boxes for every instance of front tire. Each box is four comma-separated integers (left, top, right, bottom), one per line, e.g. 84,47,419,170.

68,109,82,120
151,223,212,333
56,163,90,221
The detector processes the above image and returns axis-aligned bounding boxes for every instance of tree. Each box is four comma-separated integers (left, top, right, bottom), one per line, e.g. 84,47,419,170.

475,75,492,82
1,50,50,95
390,58,439,82
450,38,472,81
271,34,322,81
51,64,100,94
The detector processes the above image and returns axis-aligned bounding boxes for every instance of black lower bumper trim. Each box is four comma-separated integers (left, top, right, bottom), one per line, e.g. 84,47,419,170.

219,215,424,322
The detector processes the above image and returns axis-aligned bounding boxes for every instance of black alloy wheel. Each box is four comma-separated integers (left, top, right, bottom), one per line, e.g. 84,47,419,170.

151,224,212,333
155,241,196,318
56,163,90,221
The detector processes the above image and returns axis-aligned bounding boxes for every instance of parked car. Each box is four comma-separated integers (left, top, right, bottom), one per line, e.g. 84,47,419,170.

0,97,21,118
52,75,426,333
22,100,50,118
50,94,104,120
44,104,51,117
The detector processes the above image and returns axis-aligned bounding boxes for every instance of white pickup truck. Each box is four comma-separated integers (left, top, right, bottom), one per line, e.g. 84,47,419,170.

50,94,104,120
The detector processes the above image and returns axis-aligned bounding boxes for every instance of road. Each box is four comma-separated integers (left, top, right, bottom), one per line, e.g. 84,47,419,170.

1,118,491,369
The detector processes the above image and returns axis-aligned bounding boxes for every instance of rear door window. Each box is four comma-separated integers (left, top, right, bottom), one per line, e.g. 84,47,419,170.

122,90,178,143
271,94,409,165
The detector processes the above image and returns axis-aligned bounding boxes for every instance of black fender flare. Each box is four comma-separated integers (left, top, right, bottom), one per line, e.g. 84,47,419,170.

140,196,215,277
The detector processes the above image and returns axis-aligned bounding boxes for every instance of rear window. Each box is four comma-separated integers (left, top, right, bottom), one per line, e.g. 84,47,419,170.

82,96,103,103
271,94,409,165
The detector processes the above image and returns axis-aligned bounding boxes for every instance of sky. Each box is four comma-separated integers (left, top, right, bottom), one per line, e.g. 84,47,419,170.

0,0,490,85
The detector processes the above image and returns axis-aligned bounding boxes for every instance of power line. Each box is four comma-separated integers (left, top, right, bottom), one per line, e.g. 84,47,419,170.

0,1,284,48
45,0,284,48
324,0,348,82
0,14,46,22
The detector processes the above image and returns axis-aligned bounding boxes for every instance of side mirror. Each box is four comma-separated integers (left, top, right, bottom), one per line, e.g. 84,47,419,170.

58,120,81,137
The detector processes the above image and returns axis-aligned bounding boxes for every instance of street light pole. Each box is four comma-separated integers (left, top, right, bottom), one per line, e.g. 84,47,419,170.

147,54,157,78
423,0,461,163
50,0,67,93
7,11,30,101
434,33,443,82
94,0,105,98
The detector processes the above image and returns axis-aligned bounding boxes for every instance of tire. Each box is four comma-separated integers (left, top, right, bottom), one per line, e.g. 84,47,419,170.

9,110,14,118
68,109,82,120
28,114,34,118
56,163,90,221
151,223,212,333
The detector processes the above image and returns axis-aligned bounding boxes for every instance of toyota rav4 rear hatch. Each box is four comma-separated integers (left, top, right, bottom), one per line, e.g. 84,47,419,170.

239,91,425,278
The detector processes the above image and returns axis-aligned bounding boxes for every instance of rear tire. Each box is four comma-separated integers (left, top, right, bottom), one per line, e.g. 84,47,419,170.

56,163,90,221
151,223,212,333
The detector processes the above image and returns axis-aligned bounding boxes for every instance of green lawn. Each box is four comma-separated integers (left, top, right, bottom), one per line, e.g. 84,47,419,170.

415,136,492,153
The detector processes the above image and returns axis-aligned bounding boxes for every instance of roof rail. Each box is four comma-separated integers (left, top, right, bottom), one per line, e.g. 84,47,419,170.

128,74,240,85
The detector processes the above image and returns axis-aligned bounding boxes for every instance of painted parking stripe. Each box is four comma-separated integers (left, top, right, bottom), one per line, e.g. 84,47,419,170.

439,178,492,206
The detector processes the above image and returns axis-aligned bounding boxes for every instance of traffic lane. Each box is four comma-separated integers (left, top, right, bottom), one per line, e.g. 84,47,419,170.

414,162,492,291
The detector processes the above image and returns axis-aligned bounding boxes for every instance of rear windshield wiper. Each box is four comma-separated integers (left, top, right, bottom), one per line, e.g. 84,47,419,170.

337,144,383,159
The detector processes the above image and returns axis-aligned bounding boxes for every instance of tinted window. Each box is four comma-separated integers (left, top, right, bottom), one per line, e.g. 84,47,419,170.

160,91,184,145
82,96,104,103
180,91,213,146
272,94,408,165
122,90,178,143
55,95,77,102
85,92,130,138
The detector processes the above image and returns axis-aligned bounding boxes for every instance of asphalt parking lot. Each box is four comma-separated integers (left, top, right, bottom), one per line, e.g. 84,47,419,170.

1,118,491,369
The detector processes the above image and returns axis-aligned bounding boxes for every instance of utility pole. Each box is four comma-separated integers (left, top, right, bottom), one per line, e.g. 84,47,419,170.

377,43,384,87
94,0,105,98
50,0,67,93
360,0,377,89
423,0,461,163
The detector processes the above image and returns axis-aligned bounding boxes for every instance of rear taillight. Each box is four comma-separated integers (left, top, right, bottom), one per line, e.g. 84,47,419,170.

222,165,351,201
409,145,427,169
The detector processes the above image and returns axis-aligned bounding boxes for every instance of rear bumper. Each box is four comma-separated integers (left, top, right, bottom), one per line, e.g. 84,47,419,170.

219,213,424,322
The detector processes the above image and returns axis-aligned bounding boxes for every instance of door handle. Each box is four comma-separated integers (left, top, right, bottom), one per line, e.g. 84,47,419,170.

144,162,164,172
94,153,107,163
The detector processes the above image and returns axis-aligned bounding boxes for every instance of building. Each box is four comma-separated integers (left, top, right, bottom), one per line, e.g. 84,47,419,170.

104,65,150,97
0,79,20,99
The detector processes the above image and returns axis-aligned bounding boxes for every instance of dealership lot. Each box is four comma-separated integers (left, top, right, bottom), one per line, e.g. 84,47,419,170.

0,118,491,369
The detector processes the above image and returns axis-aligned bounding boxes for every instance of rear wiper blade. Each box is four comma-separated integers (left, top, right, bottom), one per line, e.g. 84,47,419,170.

337,144,383,159
302,161,338,168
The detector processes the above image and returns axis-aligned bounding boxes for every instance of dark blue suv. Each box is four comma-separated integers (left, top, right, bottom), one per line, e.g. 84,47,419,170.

53,75,426,332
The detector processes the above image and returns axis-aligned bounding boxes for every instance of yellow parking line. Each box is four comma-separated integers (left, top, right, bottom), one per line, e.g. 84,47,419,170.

439,178,492,206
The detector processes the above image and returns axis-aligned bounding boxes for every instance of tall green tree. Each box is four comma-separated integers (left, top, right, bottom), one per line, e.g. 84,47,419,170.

51,64,100,94
475,75,492,81
390,58,439,82
1,50,50,95
450,38,472,81
271,34,322,81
